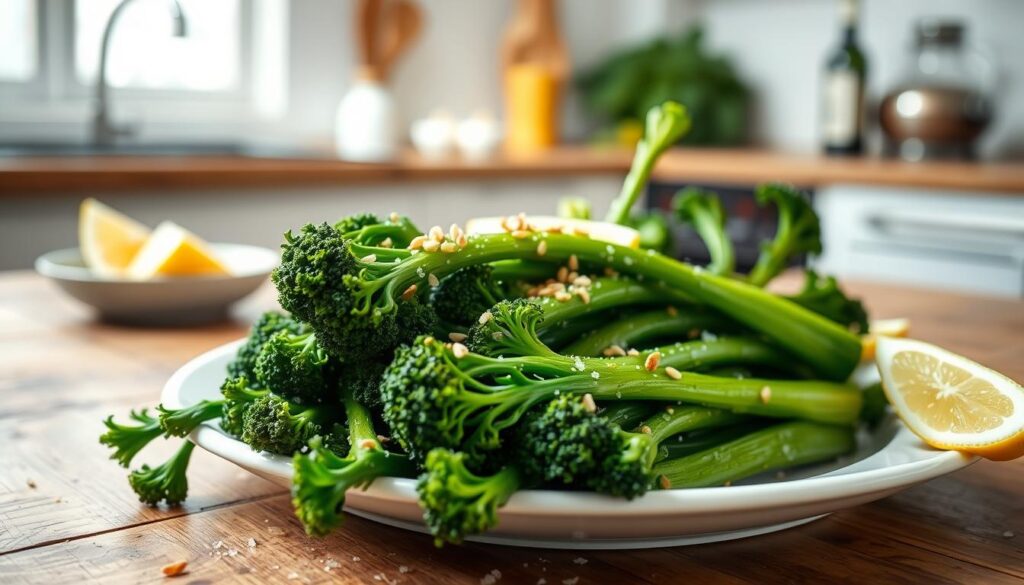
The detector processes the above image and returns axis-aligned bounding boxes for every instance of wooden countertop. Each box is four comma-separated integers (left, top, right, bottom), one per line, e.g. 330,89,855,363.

0,271,1022,584
2,147,1023,194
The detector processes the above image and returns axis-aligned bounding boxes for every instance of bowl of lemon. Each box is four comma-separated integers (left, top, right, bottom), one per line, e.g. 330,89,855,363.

35,199,278,325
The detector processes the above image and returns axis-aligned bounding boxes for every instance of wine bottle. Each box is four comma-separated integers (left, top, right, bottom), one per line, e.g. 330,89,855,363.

822,0,867,155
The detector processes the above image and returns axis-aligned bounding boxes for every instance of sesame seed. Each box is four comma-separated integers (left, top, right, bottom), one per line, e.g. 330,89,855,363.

408,235,427,250
547,224,562,233
479,311,493,325
360,254,377,263
576,288,591,304
665,366,682,380
554,291,572,302
440,241,458,253
568,255,579,271
422,239,440,253
511,229,531,239
389,212,400,223
429,225,445,242
452,343,469,358
448,332,467,342
760,386,772,403
658,475,671,489
627,348,640,356
644,351,661,372
641,425,652,435
572,275,592,287
379,237,393,248
581,393,597,413
401,283,418,300
428,273,440,287
457,233,469,248
602,345,626,357
666,306,678,317
536,240,548,256
557,266,569,283
449,223,462,241
567,271,579,282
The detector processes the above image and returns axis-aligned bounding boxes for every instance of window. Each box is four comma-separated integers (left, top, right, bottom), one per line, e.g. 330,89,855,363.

74,0,242,92
0,0,38,82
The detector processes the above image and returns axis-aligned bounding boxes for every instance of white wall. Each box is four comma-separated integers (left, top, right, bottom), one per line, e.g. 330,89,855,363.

698,0,1024,158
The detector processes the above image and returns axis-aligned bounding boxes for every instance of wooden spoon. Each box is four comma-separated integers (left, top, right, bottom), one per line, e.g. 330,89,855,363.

377,0,423,81
356,0,383,78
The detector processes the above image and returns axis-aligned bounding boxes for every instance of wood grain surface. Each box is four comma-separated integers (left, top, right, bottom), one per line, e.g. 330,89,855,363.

0,271,1022,584
1,148,1022,194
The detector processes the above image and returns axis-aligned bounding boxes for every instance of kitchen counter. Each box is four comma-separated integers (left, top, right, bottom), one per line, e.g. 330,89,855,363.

2,147,1023,194
0,271,1021,584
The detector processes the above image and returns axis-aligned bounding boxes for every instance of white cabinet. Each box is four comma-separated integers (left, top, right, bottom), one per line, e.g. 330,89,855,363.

814,185,1024,297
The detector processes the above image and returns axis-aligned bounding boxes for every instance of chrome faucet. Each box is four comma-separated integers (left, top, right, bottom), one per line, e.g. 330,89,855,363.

92,0,188,147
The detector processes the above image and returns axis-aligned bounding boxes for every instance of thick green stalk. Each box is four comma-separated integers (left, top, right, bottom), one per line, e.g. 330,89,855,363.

640,406,747,444
563,310,733,356
653,421,855,488
656,423,765,461
605,101,691,225
385,233,859,380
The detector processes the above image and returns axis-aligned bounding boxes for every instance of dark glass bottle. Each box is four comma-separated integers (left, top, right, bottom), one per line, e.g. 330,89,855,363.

822,0,867,155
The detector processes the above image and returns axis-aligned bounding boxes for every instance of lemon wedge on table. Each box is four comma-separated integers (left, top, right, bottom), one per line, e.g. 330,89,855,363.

860,317,911,362
465,216,641,249
127,222,230,280
876,337,1024,461
79,198,152,277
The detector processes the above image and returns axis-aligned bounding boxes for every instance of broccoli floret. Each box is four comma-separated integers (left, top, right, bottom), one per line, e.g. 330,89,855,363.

334,212,382,236
416,448,522,546
219,376,269,438
338,360,388,410
430,265,511,328
784,269,869,334
673,187,734,276
128,441,196,506
99,409,164,468
334,212,423,248
747,184,822,287
254,330,332,404
381,334,861,466
157,400,227,438
467,299,557,359
227,311,306,381
291,389,416,537
241,393,343,455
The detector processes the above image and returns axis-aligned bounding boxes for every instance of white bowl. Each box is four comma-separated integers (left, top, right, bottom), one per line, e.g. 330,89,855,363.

35,245,278,325
163,340,976,549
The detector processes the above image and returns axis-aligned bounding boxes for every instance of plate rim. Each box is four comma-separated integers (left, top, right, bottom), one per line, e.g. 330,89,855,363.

164,339,977,517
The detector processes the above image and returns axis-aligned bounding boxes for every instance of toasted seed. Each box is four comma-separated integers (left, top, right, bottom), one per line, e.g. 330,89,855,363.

449,223,462,241
536,240,548,256
665,406,675,414
627,348,640,356
376,434,391,444
479,311,493,325
456,233,469,248
448,332,467,342
440,241,458,253
401,284,418,300
162,561,188,577
547,224,563,234
422,239,440,253
452,342,469,358
427,273,440,288
554,291,573,302
604,266,618,277
568,254,579,271
567,271,579,282
658,475,671,490
359,438,378,450
641,425,653,435
581,393,597,413
389,212,400,223
379,237,393,249
602,345,626,357
666,306,678,317
760,386,772,404
360,254,377,264
557,266,569,283
644,351,661,372
665,366,682,380
408,235,428,250
573,275,592,287
576,288,591,304
429,225,445,242
511,229,531,239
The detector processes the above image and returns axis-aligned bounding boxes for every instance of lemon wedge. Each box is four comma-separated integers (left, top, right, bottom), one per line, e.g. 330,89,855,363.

127,222,230,279
860,317,911,362
79,198,152,277
876,337,1024,461
465,216,641,249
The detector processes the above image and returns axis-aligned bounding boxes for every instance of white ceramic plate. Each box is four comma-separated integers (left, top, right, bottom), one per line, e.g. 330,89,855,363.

163,340,976,549
36,245,278,325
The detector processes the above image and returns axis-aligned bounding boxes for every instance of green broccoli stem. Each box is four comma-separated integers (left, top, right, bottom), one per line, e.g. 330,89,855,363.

563,309,733,356
390,233,859,380
129,440,196,506
158,400,225,437
640,406,748,445
655,423,767,461
604,101,691,225
653,421,855,488
599,402,657,429
100,409,164,468
673,188,735,276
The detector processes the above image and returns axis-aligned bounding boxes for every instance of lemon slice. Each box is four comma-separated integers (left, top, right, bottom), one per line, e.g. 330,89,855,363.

860,317,911,362
465,216,641,249
127,222,230,279
876,337,1024,461
79,198,152,277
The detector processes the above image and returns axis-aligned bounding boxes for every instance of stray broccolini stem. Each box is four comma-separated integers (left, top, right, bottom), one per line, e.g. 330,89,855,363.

673,187,735,276
605,101,691,225
562,308,731,357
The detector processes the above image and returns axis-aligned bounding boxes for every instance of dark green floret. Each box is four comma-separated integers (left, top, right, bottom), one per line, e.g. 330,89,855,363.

673,187,734,276
417,448,522,546
219,376,269,438
128,440,196,506
241,393,344,455
227,311,306,381
431,265,511,328
785,269,869,334
254,330,332,403
157,400,226,438
747,184,822,287
99,409,163,468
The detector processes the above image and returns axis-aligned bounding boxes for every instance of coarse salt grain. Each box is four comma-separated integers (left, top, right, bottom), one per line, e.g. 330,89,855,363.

428,273,440,287
361,254,377,263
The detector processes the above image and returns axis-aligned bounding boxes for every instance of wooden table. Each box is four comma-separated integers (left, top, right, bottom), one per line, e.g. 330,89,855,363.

0,271,1021,584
